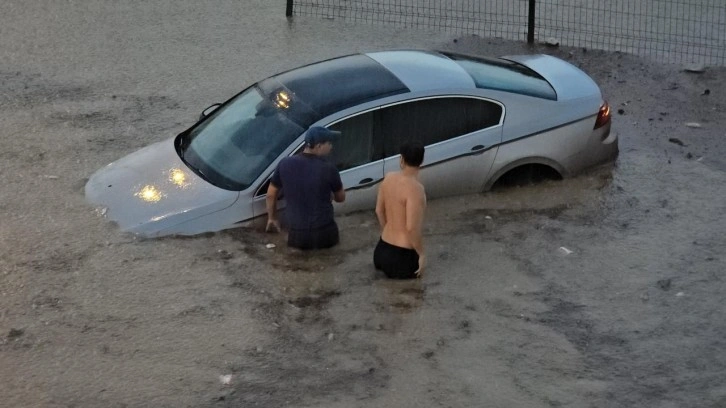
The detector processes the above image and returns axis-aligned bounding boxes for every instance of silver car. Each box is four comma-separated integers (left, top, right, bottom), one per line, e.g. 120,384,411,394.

85,49,617,237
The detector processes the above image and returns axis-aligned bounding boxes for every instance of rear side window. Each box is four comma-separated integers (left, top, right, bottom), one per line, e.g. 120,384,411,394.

379,97,502,157
443,52,557,100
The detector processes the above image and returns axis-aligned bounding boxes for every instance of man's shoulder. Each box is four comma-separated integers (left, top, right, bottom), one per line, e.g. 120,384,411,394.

409,178,425,193
317,156,340,174
279,154,308,169
404,177,425,198
277,155,295,166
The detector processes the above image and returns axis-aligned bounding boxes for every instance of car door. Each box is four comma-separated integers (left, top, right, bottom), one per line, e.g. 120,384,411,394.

250,109,383,222
380,96,503,198
327,109,384,213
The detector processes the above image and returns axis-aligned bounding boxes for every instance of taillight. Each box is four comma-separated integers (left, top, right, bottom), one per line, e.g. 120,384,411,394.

594,101,611,129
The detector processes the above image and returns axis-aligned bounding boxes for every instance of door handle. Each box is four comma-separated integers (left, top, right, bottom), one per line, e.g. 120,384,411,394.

471,145,485,151
348,177,380,191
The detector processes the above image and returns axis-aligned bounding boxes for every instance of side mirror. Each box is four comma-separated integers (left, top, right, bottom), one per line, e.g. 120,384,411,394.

199,103,221,121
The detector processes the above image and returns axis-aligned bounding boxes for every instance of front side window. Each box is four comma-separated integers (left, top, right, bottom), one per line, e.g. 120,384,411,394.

179,86,304,191
379,97,502,157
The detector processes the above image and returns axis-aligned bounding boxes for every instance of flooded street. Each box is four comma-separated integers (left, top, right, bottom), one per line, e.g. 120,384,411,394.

1,1,725,407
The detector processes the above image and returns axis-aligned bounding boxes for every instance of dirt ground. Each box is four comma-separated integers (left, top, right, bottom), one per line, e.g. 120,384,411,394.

1,1,725,407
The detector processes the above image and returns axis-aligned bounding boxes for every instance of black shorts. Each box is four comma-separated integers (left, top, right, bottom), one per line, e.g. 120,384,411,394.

373,238,419,279
287,222,339,250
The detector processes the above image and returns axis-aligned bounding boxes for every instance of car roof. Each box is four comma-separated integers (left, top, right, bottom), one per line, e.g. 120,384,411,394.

265,50,483,119
365,50,476,91
264,50,558,124
265,53,411,121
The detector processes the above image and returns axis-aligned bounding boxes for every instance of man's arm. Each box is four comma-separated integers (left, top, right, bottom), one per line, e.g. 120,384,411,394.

375,181,386,230
332,188,345,203
330,167,345,203
265,183,281,232
406,185,426,276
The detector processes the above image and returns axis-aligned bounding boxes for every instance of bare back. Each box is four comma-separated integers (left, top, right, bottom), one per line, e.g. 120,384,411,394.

376,172,426,250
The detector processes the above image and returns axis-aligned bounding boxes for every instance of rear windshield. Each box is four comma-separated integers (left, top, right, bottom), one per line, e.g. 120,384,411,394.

442,52,557,100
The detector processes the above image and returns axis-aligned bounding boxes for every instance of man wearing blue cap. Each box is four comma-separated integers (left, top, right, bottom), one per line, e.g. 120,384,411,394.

265,126,346,249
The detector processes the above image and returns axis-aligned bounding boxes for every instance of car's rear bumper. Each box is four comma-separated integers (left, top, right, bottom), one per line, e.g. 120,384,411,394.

569,122,619,173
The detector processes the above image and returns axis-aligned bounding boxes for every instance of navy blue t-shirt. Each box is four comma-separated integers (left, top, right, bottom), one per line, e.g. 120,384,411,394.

270,153,343,230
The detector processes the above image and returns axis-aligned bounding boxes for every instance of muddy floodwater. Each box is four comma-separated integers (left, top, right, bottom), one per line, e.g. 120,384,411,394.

1,1,725,407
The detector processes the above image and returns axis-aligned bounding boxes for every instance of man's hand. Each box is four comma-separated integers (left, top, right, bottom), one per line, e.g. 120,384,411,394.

265,218,281,233
415,254,426,278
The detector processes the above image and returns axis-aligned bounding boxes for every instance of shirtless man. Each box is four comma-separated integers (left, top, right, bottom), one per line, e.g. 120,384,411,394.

374,142,426,279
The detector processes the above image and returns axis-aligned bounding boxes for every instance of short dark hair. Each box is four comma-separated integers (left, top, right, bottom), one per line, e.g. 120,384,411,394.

400,141,424,167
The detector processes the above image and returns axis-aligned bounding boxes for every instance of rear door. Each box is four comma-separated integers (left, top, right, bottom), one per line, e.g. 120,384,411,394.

380,96,503,198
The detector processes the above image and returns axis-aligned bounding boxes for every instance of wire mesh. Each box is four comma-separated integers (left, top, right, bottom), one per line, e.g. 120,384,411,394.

291,1,530,42
536,0,726,65
290,0,726,66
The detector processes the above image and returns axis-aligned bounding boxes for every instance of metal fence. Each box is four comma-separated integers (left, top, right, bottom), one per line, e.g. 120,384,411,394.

286,0,726,66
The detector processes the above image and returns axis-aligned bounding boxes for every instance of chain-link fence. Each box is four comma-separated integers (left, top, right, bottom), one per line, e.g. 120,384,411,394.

286,0,726,66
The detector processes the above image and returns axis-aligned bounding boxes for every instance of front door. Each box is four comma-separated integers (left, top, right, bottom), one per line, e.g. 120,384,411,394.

327,109,384,213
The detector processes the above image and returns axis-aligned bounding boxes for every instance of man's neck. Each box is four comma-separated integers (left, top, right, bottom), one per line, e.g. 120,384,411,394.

401,166,420,178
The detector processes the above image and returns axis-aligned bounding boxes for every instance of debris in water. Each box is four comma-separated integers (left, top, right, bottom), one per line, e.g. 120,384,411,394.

265,243,276,249
657,279,672,291
685,122,702,128
8,328,24,338
544,37,560,47
219,374,232,385
684,64,705,73
675,292,685,297
558,246,573,255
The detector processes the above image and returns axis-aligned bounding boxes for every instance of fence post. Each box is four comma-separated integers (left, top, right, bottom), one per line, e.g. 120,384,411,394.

527,0,536,44
286,0,293,17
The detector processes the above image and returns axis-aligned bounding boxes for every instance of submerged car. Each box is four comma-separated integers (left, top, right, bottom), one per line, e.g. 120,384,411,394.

85,49,617,237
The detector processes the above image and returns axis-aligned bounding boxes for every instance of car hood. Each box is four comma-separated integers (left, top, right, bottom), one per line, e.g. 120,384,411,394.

85,137,239,235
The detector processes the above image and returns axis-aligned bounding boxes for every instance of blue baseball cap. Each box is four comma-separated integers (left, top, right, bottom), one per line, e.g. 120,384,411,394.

304,126,341,146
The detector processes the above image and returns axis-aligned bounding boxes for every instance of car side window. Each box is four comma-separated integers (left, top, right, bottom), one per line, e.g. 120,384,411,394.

328,111,377,171
379,97,502,157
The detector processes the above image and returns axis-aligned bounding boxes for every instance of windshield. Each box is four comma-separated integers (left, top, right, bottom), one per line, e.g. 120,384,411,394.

179,85,305,191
